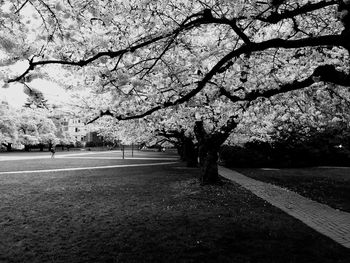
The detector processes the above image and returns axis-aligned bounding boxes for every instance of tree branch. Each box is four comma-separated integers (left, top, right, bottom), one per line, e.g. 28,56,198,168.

157,129,184,139
201,15,251,44
213,115,239,146
258,0,339,24
14,0,30,14
7,4,346,84
220,77,314,103
313,65,350,86
220,65,350,104
86,33,346,125
7,12,206,83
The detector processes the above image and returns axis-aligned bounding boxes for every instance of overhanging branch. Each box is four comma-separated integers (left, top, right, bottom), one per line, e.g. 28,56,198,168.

257,0,338,24
7,11,207,83
86,34,347,125
220,65,350,104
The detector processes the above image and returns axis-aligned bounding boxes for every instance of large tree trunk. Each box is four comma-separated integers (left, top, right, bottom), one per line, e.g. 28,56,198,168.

39,144,44,152
183,137,198,167
195,121,221,184
198,142,219,184
177,144,185,160
194,118,238,185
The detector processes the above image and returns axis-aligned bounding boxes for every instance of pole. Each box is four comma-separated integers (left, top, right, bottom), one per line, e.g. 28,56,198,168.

132,143,134,157
122,145,125,159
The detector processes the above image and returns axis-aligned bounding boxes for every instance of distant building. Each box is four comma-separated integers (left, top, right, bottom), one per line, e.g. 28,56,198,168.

61,118,87,145
48,108,105,147
59,118,104,146
86,132,104,146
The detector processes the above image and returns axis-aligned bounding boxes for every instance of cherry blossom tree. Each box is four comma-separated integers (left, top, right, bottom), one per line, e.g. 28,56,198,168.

1,0,350,182
17,116,39,152
0,102,18,151
17,108,58,151
36,116,58,151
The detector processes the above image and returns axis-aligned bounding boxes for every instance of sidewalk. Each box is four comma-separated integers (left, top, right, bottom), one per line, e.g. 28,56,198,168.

219,166,350,249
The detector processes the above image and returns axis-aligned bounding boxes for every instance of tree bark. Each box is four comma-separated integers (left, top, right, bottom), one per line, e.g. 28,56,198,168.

198,143,219,184
183,137,198,167
177,144,185,161
194,117,238,185
195,121,220,184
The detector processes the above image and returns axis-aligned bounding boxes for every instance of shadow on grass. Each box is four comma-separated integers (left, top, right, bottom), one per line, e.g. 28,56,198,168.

0,164,349,262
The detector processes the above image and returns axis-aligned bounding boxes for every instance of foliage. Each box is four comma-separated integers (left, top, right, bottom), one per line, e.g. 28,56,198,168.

0,102,18,149
57,131,75,146
0,104,76,150
1,1,349,123
17,108,50,147
220,122,350,168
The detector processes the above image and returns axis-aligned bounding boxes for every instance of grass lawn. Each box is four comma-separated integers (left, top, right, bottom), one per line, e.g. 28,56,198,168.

235,167,350,213
0,156,349,262
0,158,175,173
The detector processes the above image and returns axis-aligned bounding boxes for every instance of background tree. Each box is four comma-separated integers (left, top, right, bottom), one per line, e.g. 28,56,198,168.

219,84,350,167
0,102,18,151
17,108,58,151
56,131,75,149
36,116,58,151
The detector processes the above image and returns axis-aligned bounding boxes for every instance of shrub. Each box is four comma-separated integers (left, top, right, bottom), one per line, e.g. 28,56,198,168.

220,125,350,168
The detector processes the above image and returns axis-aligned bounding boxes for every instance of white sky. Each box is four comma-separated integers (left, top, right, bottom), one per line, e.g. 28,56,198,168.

0,3,71,108
0,84,27,107
0,80,71,108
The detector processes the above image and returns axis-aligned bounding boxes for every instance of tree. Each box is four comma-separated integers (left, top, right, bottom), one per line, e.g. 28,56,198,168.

17,118,39,152
0,102,18,151
157,128,198,167
57,131,75,149
23,85,49,109
1,0,350,183
37,117,58,151
17,108,58,151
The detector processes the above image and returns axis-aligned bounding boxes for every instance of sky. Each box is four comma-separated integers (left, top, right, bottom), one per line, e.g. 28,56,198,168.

0,84,27,107
0,52,73,109
0,80,72,108
0,3,68,108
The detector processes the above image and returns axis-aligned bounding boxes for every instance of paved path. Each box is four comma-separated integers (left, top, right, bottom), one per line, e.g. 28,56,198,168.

219,166,350,249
